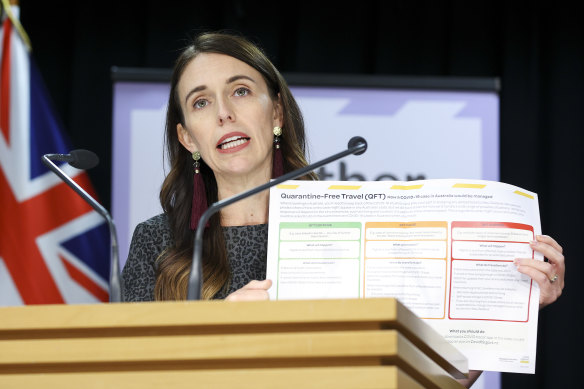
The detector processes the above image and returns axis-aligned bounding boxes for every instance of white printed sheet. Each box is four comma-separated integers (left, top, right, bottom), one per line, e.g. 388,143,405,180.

266,179,541,373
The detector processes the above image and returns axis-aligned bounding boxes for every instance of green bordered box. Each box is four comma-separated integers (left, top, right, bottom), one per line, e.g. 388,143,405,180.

276,222,362,299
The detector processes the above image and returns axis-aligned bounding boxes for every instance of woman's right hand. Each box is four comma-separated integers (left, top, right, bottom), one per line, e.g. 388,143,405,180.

225,279,272,302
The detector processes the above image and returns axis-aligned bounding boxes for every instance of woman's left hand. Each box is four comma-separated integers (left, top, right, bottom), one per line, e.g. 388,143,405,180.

514,235,565,309
225,279,272,302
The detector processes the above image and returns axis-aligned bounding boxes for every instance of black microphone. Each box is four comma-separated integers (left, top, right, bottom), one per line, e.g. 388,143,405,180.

187,136,367,300
42,150,122,303
45,149,100,169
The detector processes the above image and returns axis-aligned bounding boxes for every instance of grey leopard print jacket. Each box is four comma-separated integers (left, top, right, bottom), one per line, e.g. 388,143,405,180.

121,214,268,302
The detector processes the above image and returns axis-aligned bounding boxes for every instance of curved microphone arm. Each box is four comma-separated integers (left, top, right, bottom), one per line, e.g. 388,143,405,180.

41,155,122,303
186,136,367,300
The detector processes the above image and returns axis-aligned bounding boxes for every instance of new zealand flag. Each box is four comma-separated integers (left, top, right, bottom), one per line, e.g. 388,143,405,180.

0,6,109,305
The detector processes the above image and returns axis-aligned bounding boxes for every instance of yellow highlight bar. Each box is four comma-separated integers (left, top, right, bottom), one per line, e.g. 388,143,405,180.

277,184,299,189
514,190,534,199
328,185,361,190
452,183,486,189
390,185,423,190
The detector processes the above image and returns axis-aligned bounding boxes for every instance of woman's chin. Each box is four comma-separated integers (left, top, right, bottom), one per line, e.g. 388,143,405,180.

216,161,271,181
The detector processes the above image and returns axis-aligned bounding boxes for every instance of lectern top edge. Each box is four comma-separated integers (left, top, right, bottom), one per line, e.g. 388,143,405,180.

1,298,404,330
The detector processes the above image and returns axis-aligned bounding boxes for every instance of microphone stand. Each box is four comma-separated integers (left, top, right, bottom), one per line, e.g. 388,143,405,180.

187,136,367,300
42,155,122,303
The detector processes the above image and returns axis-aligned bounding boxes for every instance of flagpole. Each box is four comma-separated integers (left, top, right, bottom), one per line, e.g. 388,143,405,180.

1,0,32,52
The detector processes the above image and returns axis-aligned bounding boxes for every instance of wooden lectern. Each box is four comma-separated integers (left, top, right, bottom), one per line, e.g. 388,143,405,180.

0,298,467,388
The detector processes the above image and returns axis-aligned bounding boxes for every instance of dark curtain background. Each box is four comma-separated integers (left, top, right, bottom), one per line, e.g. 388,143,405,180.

20,1,583,387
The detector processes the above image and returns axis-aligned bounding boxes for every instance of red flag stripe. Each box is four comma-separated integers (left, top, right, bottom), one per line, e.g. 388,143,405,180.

0,18,12,143
60,254,108,302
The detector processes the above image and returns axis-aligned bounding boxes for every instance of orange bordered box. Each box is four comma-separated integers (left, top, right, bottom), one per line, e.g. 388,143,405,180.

364,221,448,320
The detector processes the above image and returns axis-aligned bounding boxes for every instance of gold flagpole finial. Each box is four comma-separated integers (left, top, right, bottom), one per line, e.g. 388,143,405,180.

1,0,32,52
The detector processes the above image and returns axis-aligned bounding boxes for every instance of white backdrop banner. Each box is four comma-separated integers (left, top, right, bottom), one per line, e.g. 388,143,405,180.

112,81,499,268
112,77,499,386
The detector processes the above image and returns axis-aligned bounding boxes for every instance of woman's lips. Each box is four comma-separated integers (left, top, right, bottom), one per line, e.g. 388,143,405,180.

216,132,251,153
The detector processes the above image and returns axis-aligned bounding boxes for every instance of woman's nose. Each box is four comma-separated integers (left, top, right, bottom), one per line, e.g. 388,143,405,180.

217,97,235,124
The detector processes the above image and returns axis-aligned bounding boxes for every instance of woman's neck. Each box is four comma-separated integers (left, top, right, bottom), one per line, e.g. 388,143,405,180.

219,192,269,226
215,171,271,226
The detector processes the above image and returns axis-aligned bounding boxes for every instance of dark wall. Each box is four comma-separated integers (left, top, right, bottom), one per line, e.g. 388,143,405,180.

19,1,584,387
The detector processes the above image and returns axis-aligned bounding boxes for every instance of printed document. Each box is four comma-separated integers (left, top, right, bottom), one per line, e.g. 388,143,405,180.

266,179,541,373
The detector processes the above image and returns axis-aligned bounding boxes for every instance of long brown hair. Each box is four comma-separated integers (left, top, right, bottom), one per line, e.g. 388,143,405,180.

155,32,315,300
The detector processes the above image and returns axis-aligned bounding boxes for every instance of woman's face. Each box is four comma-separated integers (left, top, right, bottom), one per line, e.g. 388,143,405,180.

176,53,282,181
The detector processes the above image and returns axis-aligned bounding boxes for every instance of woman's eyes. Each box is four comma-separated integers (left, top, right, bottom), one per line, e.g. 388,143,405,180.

234,87,250,97
193,99,208,109
192,88,250,109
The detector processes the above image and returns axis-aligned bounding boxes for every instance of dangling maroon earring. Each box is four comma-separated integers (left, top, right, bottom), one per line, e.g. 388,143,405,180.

190,151,208,230
272,126,284,178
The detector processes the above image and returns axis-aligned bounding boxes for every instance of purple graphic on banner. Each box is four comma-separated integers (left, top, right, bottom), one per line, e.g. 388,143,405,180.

290,86,499,181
